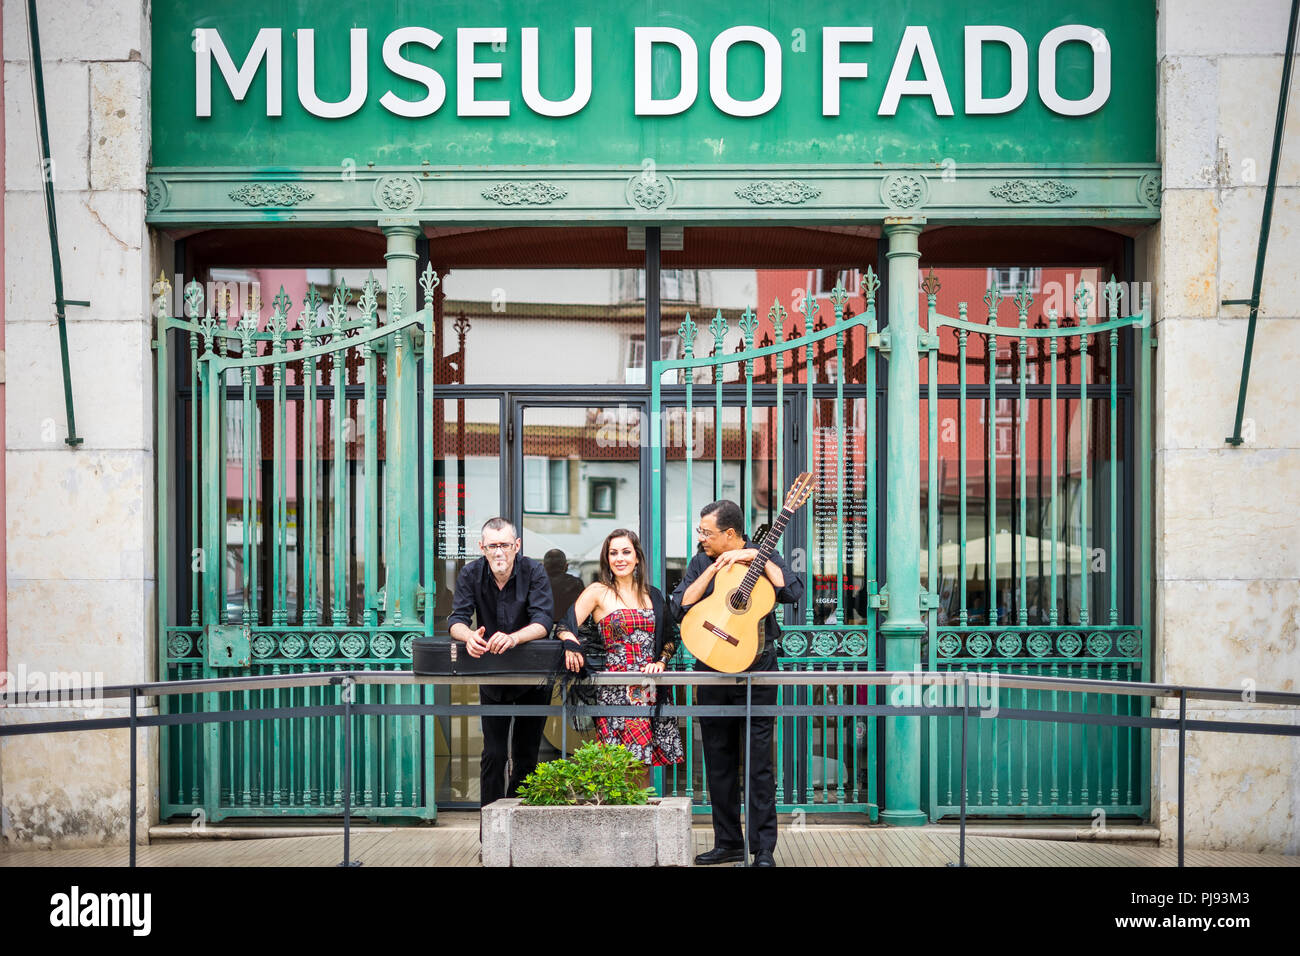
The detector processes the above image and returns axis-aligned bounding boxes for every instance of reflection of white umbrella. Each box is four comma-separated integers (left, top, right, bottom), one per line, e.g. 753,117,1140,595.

921,531,1084,580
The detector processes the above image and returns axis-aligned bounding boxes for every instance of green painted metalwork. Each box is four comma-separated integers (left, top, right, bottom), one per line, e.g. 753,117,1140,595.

650,273,881,817
152,1,1156,168
880,220,928,826
924,272,1152,820
156,267,440,822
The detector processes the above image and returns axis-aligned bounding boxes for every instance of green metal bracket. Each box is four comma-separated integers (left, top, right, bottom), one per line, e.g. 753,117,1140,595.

876,328,892,354
27,0,84,448
869,584,890,612
375,586,386,612
1226,0,1299,446
917,330,941,353
415,584,427,616
920,589,941,611
206,624,251,668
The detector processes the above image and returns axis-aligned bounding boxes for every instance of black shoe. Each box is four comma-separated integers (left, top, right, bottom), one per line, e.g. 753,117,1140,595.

753,849,776,867
694,846,745,865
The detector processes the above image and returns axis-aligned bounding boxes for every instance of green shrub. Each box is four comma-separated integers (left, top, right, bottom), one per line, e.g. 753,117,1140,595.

517,742,654,806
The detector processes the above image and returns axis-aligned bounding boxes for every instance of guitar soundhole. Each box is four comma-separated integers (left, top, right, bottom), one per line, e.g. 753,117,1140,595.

726,589,750,613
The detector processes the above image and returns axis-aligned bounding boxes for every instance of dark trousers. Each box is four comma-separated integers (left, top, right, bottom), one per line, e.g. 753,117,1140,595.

697,678,779,853
479,684,549,808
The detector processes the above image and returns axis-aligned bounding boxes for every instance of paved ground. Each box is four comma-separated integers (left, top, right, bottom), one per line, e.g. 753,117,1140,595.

2,823,1295,867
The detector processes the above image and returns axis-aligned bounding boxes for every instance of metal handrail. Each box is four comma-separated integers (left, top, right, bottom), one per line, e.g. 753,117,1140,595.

2,671,1297,869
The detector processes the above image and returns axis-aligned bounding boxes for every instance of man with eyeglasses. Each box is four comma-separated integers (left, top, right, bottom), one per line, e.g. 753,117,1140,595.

671,499,804,867
448,517,554,808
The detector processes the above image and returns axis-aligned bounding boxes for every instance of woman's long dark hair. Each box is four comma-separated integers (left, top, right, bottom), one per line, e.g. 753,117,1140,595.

598,528,650,608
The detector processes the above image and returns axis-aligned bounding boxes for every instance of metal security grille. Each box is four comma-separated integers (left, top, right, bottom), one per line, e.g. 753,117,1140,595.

650,275,881,817
156,269,441,822
923,274,1153,820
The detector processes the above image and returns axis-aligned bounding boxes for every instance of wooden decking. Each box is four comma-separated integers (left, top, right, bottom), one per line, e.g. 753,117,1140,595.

2,823,1295,867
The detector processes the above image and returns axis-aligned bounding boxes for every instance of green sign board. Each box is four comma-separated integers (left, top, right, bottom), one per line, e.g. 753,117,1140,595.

152,0,1155,168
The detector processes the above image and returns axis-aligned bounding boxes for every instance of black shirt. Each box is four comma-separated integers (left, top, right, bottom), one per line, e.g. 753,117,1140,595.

448,555,554,638
669,537,805,671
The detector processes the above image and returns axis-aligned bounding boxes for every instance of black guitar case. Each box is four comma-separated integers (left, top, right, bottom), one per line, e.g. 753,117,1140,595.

411,636,565,676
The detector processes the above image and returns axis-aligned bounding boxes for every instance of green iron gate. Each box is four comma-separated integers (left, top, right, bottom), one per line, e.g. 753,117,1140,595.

650,275,881,818
155,267,441,822
923,274,1153,820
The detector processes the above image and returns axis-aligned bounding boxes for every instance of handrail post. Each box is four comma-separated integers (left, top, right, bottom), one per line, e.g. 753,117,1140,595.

742,675,752,866
949,672,970,867
129,686,138,868
1177,691,1186,868
338,677,361,867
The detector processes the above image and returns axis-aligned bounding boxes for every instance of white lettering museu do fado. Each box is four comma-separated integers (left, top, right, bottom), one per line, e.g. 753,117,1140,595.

194,25,1110,119
49,886,152,937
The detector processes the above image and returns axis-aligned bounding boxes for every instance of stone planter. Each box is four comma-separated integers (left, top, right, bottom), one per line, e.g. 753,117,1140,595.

481,796,692,866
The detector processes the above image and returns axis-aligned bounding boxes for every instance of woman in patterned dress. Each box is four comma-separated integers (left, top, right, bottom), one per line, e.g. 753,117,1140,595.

557,529,685,783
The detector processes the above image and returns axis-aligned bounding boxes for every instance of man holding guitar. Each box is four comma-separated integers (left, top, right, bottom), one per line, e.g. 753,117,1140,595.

671,498,805,867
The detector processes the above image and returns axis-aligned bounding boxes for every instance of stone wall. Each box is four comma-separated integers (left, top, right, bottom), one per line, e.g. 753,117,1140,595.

1,0,154,847
1149,0,1300,853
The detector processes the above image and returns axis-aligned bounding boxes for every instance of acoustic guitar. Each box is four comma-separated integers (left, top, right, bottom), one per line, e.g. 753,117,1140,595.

680,472,814,672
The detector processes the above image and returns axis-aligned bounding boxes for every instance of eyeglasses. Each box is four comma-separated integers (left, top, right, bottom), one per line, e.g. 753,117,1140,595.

482,541,516,553
695,526,723,539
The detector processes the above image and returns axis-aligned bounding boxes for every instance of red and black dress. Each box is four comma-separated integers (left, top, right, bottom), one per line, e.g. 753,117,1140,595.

594,607,685,766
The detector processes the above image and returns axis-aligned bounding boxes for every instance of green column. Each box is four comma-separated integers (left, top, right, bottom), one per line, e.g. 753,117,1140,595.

880,217,927,826
382,219,423,624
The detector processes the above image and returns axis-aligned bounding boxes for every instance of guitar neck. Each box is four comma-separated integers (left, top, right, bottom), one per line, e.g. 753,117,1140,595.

737,507,794,597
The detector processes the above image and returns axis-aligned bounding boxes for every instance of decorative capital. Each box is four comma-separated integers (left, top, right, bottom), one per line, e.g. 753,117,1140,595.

183,278,204,322
920,268,940,301
862,266,881,305
299,285,324,338
829,279,850,316
1074,281,1093,321
152,270,172,319
983,284,1004,321
768,298,787,339
389,281,407,322
237,311,258,353
677,311,698,357
419,262,441,299
328,279,351,339
1102,274,1122,318
709,309,729,350
1012,282,1034,319
738,306,759,346
799,293,821,332
271,286,292,349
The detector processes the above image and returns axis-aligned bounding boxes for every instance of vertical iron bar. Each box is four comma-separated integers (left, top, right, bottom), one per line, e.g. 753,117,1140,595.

340,677,360,866
1049,312,1059,626
987,296,999,627
129,687,138,868
1177,691,1186,868
958,307,968,624
1078,288,1091,627
959,672,968,866
804,298,817,625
